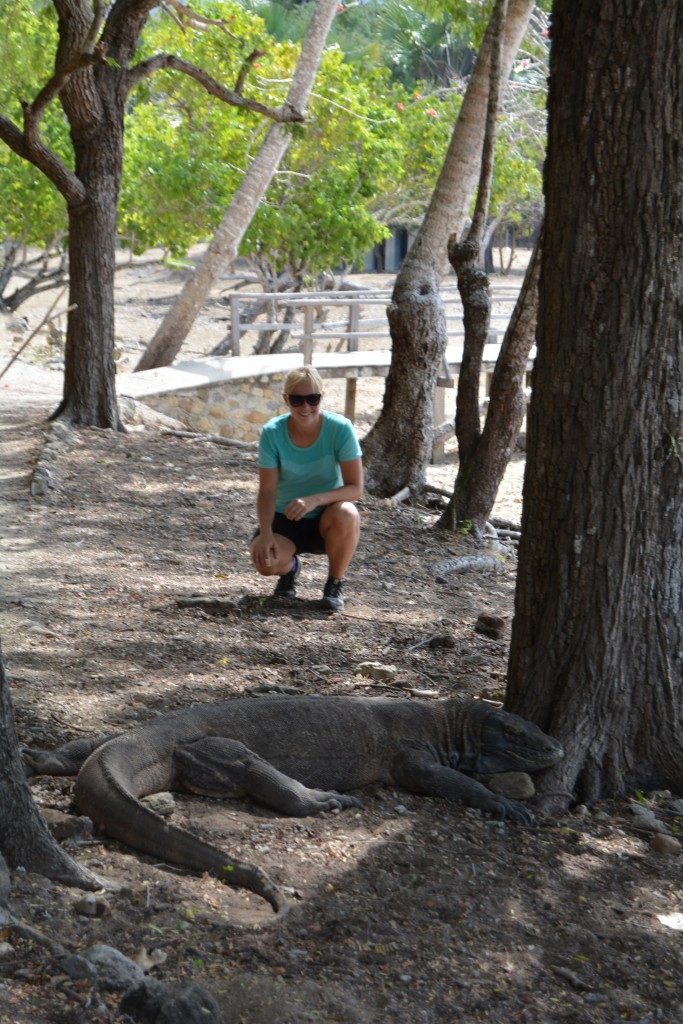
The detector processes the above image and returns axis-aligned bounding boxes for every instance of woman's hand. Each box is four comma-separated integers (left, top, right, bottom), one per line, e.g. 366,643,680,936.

284,495,319,521
251,533,278,570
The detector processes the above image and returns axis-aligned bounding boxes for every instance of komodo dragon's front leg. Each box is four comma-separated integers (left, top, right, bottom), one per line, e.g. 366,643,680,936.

174,738,363,816
392,742,535,825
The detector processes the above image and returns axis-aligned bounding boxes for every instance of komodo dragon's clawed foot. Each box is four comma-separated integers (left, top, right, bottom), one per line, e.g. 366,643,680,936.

306,791,364,814
490,796,536,826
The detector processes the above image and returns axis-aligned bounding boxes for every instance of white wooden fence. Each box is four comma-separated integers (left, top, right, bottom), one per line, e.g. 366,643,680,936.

226,282,522,363
224,281,529,460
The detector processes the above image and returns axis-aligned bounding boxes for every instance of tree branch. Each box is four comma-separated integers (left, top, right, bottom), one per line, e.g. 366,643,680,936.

0,116,86,206
234,49,265,96
23,51,101,125
124,54,304,122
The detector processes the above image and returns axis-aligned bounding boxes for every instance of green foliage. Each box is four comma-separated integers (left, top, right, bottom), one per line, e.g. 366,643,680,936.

122,11,407,277
120,1,286,255
242,51,403,277
0,1,70,245
0,0,546,293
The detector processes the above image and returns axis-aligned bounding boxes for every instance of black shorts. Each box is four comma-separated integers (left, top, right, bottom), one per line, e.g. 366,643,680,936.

254,512,326,555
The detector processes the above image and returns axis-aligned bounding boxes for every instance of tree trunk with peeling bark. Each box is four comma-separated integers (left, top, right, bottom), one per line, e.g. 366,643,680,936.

507,0,683,811
135,0,338,372
0,647,99,889
439,234,540,532
362,0,534,496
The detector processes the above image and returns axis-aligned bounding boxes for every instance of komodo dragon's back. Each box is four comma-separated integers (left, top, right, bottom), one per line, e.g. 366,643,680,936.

25,694,563,916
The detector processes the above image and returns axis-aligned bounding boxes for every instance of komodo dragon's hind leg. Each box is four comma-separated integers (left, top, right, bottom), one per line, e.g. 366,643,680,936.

21,734,116,778
174,738,363,816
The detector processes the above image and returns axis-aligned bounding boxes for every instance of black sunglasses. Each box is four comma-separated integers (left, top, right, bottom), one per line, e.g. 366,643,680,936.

287,393,321,407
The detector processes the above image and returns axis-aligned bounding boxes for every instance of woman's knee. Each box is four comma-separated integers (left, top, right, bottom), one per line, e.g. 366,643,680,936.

320,501,360,535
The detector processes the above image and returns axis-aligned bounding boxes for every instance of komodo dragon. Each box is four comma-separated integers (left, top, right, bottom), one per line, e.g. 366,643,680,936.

23,694,563,916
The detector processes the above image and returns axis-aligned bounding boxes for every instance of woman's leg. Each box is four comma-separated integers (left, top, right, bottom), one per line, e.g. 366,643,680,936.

318,502,360,579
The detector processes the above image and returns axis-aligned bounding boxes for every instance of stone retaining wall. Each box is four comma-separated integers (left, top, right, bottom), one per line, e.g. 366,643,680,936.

139,373,289,442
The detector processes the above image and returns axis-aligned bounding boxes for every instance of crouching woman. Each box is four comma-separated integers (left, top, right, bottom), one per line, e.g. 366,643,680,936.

250,367,363,611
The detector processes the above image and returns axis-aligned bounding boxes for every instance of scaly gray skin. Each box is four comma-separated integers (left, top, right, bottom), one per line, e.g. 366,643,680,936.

23,695,563,916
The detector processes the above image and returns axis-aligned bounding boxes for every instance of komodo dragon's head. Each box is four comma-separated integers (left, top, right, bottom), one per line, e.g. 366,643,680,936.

455,704,564,775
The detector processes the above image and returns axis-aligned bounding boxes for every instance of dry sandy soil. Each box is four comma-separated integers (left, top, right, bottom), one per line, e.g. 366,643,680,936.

0,263,681,1024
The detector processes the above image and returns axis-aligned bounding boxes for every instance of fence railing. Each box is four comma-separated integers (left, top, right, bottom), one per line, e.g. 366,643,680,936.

225,282,529,462
226,283,522,362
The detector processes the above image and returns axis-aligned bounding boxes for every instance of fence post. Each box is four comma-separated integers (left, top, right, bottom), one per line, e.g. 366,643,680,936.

344,301,360,421
302,305,314,364
230,294,241,357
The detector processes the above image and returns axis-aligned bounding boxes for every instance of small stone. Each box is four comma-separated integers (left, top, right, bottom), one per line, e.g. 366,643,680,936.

83,944,145,992
628,806,670,834
474,613,506,639
141,792,176,817
649,834,682,857
485,772,535,800
0,942,14,958
30,466,55,496
355,661,398,681
395,805,408,815
120,979,222,1024
592,811,610,822
41,807,93,840
573,804,590,818
669,798,683,815
74,894,111,917
62,954,98,982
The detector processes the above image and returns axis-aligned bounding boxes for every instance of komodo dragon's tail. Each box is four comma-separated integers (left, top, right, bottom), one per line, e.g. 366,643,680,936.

74,744,287,918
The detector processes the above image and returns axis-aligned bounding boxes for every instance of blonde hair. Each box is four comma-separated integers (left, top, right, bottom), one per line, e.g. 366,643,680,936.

283,366,324,395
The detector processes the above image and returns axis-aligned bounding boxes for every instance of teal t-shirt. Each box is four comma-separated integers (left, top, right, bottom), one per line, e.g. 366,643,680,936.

259,411,362,518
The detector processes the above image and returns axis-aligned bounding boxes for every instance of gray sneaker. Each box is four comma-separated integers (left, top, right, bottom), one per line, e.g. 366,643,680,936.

273,555,301,599
321,576,344,611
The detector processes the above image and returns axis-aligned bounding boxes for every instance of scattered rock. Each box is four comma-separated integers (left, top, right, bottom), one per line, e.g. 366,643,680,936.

30,465,55,496
628,804,670,834
481,772,535,800
120,978,222,1024
474,613,506,639
133,947,168,972
0,942,14,958
83,944,145,992
426,633,456,649
74,893,111,917
355,661,398,681
649,834,682,857
141,792,176,818
669,798,683,815
62,954,98,982
41,807,94,840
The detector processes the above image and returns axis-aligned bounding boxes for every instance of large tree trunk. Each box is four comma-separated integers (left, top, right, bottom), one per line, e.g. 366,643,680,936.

53,120,123,428
48,5,154,428
135,0,338,372
506,0,683,810
439,234,540,532
0,646,99,889
362,0,534,495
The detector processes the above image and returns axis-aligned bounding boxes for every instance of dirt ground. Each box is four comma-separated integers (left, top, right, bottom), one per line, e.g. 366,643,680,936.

0,266,681,1024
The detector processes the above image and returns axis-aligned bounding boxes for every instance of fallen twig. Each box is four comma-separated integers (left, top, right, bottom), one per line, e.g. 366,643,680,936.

163,429,257,450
